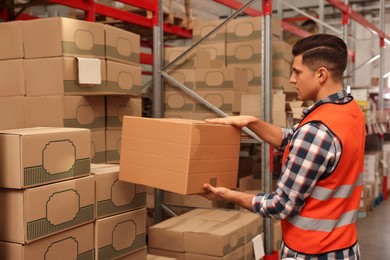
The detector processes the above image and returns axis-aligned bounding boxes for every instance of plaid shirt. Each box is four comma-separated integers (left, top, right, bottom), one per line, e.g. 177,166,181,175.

252,90,361,259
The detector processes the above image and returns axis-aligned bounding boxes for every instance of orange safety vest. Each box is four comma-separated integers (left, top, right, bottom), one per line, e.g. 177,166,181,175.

281,99,366,254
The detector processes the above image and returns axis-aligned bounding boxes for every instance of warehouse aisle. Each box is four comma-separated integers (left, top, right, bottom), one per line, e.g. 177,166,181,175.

357,196,390,259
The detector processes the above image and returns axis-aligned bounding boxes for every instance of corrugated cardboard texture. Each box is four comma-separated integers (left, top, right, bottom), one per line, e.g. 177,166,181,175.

0,21,23,60
92,164,146,219
0,59,25,96
95,208,146,260
0,176,95,243
23,17,105,59
104,24,140,66
0,96,24,130
119,117,241,194
63,95,105,130
226,40,262,65
192,19,226,44
0,223,94,260
106,96,142,129
0,127,91,188
24,96,64,128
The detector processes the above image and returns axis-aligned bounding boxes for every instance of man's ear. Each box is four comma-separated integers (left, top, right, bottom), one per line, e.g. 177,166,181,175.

317,67,328,83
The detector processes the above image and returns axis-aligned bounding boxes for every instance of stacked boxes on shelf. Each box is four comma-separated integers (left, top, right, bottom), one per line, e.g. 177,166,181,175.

0,18,143,164
0,127,94,259
148,208,264,260
92,163,147,259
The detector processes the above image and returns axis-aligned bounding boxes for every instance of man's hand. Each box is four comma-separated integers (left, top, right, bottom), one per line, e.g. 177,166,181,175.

202,183,230,201
205,115,258,128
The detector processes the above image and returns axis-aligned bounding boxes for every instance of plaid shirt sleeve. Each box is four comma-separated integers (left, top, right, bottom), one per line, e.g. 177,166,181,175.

252,121,341,219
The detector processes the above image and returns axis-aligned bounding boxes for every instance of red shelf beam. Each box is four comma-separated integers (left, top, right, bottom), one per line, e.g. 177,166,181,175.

326,0,390,42
116,0,156,12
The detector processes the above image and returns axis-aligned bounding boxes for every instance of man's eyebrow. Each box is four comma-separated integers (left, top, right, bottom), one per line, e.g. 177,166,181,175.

292,67,301,72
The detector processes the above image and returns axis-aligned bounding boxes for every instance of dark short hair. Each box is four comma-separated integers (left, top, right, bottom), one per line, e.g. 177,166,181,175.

292,34,347,82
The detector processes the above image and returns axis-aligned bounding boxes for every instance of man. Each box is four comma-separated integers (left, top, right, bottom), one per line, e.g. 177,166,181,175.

202,34,366,260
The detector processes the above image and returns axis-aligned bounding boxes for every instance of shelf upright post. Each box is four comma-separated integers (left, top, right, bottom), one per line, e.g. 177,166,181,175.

85,0,96,22
261,1,277,259
152,0,165,224
342,0,349,90
379,0,387,200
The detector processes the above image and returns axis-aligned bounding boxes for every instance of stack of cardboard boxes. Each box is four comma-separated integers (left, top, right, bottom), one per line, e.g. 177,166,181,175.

0,17,143,164
163,16,297,127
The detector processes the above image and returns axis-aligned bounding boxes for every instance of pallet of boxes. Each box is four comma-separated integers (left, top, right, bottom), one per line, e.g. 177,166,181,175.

0,17,147,259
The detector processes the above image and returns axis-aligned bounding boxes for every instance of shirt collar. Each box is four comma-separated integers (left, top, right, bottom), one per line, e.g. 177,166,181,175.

303,90,349,115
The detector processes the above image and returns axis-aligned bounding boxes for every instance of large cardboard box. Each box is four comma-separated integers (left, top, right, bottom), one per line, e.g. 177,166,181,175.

192,19,226,44
200,42,226,66
241,94,263,118
228,63,261,88
106,60,142,96
95,208,147,260
191,111,235,121
106,96,142,129
92,164,146,219
0,127,91,188
118,247,147,260
165,89,196,112
164,46,212,69
0,59,25,96
105,24,140,66
0,21,24,60
272,76,295,93
106,129,122,163
226,40,262,65
0,223,94,260
119,117,241,194
272,59,291,78
195,67,248,91
24,96,64,128
272,40,293,63
0,176,95,243
0,96,24,130
165,69,196,91
147,253,176,260
226,16,281,42
63,95,105,130
185,246,244,260
23,17,105,59
194,89,242,114
91,130,106,163
148,208,262,257
164,111,193,119
24,57,106,96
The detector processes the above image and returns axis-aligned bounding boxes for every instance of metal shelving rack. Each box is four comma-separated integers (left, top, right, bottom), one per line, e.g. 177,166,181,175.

1,0,389,258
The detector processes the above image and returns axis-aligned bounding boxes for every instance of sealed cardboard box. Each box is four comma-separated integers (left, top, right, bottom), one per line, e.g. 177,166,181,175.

191,111,235,121
149,208,262,257
105,24,140,66
195,67,248,91
192,19,226,44
241,93,263,118
95,208,147,260
23,17,105,59
165,89,196,112
0,127,91,188
200,42,226,66
226,40,261,65
194,89,242,114
185,246,244,260
272,76,294,93
272,59,291,78
147,253,176,260
164,46,212,69
148,249,184,260
64,95,105,130
165,69,195,91
91,130,106,163
24,96,64,128
119,116,241,195
0,21,24,60
106,129,122,163
0,176,95,243
272,40,293,63
0,59,25,96
24,57,106,96
0,223,94,260
226,16,281,42
106,96,142,129
228,63,261,88
106,60,142,96
92,163,146,219
0,96,24,130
